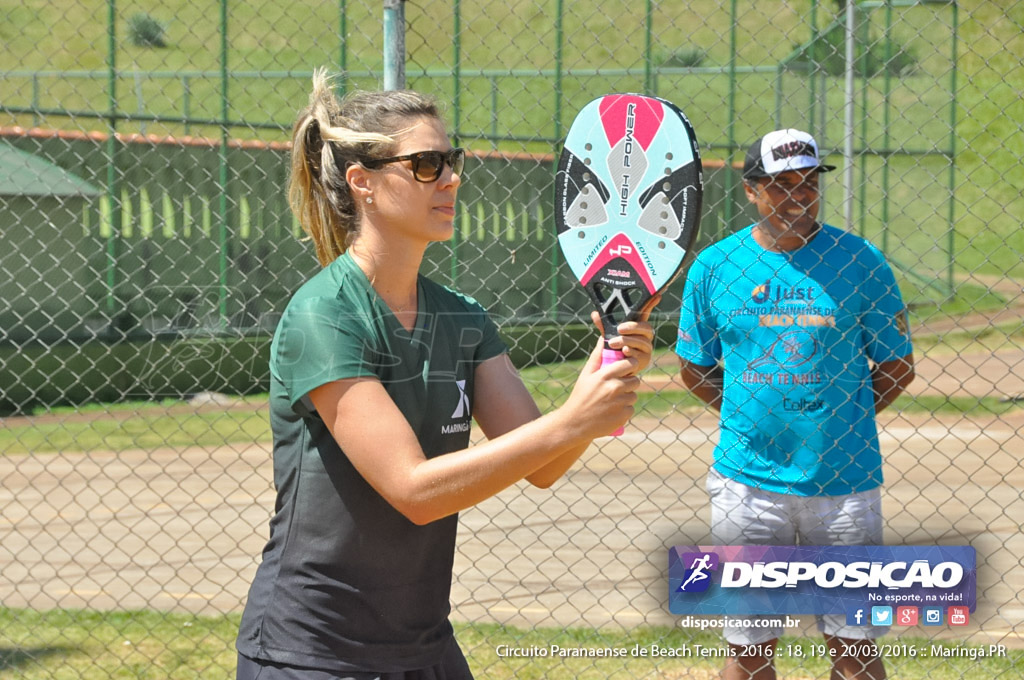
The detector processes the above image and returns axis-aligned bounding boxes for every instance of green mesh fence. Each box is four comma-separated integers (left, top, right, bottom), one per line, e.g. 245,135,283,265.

1,0,1023,678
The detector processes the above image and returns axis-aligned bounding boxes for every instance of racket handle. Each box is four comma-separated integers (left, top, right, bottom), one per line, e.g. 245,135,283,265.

601,347,627,436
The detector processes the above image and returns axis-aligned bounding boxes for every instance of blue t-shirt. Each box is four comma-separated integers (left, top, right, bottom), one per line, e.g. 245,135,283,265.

675,224,912,496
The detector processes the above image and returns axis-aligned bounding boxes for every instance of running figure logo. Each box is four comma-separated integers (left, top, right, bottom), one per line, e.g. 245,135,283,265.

678,551,720,593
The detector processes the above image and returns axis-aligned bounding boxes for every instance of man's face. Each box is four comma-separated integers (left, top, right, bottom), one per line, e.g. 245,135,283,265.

744,169,821,244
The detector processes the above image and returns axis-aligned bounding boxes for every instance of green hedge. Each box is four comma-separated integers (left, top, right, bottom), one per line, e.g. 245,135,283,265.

1,133,745,412
0,319,682,414
0,336,269,414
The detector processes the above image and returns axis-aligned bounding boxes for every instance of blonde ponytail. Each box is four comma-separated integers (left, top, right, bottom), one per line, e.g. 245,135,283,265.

288,68,441,266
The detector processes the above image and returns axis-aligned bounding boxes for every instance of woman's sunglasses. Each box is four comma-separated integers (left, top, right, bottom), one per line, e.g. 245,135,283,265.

363,148,465,183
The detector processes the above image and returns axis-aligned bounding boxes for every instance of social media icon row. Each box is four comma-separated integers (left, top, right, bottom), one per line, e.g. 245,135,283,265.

846,606,969,627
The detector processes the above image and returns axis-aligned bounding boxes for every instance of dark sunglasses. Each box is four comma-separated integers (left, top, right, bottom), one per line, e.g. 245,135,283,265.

362,148,465,183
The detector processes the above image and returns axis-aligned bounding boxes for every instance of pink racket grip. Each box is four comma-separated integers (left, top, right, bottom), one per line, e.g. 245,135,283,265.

601,348,627,436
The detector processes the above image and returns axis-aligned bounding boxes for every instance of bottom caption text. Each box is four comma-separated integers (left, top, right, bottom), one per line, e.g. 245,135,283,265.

494,642,1007,660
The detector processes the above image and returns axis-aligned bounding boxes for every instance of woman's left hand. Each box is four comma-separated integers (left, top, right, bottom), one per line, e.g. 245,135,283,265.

591,294,661,376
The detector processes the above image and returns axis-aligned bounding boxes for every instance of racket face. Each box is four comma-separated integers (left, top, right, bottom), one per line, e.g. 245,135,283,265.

555,94,702,328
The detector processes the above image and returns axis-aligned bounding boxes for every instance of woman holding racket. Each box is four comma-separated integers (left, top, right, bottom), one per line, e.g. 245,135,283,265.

235,70,656,680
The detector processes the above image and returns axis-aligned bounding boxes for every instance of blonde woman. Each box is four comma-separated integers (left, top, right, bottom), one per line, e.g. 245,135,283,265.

235,71,658,679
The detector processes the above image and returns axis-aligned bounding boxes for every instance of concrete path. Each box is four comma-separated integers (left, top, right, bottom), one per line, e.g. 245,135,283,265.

1,411,1021,649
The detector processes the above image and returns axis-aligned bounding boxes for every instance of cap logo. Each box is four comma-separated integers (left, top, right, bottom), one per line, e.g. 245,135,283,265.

771,141,817,162
744,129,834,178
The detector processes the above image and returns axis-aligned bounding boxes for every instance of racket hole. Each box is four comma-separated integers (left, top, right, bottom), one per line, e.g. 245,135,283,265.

662,182,671,192
581,202,588,209
580,217,587,224
585,143,593,151
659,226,667,234
666,152,673,160
664,167,671,175
577,231,586,239
660,211,668,219
658,241,666,249
583,173,592,181
584,158,592,166
582,186,590,195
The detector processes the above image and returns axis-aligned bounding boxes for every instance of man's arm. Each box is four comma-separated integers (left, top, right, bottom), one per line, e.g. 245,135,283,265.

678,358,724,412
871,353,915,412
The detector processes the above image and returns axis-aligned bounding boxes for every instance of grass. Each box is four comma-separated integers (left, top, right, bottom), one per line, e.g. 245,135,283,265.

906,283,1009,324
913,318,1024,357
5,303,1024,458
0,607,1019,679
2,9,1021,678
1,1,1020,315
888,394,1023,417
0,399,271,455
1,1,1021,281
3,390,1014,456
0,608,239,679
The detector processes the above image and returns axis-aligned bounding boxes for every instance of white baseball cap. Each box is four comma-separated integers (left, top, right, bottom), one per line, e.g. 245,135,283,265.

742,128,836,179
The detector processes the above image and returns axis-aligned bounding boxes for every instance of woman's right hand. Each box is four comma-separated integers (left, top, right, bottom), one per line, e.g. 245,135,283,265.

558,335,641,440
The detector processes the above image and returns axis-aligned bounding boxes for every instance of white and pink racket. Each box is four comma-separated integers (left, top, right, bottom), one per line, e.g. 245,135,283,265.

555,94,703,434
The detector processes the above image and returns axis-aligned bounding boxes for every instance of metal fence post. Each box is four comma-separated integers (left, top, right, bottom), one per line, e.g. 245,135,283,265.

723,0,738,231
453,0,462,143
451,0,461,286
858,5,870,237
843,0,856,233
882,0,893,254
31,74,39,127
947,0,959,292
182,75,191,135
105,0,119,317
644,0,654,95
339,0,349,94
218,0,230,327
383,0,407,90
549,0,566,319
808,0,818,135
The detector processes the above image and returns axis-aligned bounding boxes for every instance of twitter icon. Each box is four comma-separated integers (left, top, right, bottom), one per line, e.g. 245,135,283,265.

871,606,893,626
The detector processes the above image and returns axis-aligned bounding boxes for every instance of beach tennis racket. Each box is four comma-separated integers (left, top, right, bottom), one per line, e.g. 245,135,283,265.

555,94,703,434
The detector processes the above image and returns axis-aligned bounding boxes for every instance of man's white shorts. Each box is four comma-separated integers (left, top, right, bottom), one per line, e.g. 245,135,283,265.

707,468,889,645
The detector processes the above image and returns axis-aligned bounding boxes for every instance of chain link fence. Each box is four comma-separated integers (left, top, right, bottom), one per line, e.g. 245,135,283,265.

1,0,1022,677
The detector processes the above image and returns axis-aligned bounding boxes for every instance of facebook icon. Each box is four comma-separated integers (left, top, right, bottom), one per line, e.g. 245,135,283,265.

846,608,867,627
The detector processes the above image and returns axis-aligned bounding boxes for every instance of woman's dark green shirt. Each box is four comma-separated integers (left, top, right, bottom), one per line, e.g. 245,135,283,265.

237,253,507,673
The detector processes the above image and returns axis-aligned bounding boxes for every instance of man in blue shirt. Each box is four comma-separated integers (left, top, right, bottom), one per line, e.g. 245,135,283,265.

676,129,915,680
